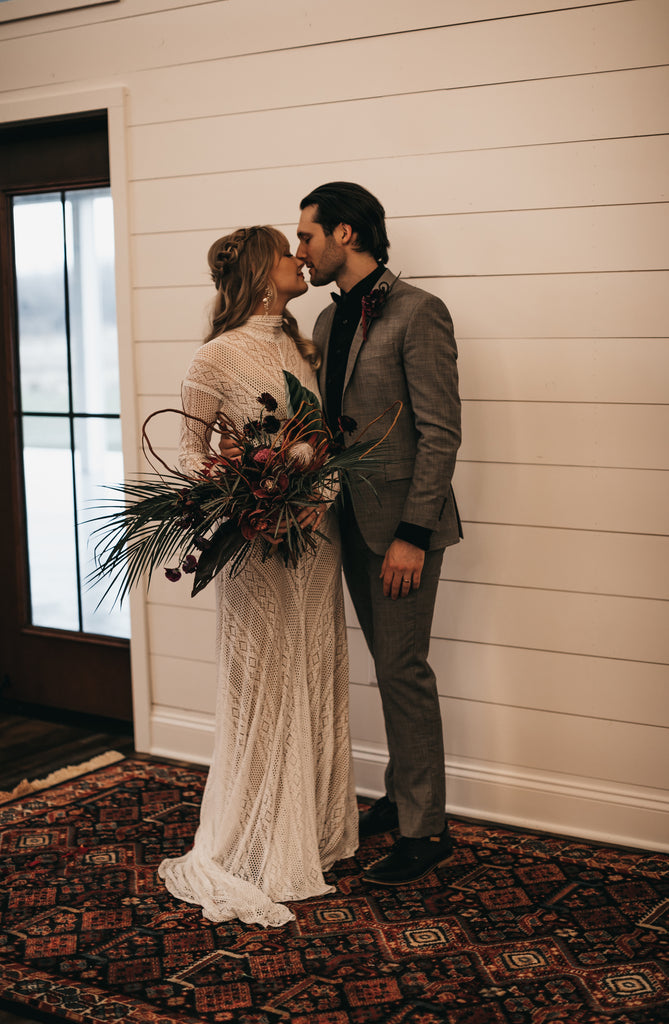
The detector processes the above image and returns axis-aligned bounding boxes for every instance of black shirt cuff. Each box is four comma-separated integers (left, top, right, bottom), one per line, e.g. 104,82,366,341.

394,521,432,551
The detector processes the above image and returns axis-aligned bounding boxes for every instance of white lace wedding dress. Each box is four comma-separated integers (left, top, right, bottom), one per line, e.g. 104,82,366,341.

158,315,358,928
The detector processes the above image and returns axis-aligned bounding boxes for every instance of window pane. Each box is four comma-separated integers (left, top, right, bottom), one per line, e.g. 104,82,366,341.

15,187,128,641
75,417,130,638
65,189,120,415
13,194,69,413
22,416,79,630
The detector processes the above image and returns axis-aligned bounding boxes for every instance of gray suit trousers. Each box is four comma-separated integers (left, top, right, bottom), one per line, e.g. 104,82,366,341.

339,503,446,838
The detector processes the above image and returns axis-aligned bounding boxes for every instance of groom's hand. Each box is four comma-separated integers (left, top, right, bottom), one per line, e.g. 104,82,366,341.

380,539,425,600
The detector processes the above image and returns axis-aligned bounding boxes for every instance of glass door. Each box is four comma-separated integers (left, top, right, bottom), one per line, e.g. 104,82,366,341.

14,189,129,639
0,112,132,721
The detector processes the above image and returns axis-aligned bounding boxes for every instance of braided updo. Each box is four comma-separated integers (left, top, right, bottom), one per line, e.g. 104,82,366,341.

204,226,319,367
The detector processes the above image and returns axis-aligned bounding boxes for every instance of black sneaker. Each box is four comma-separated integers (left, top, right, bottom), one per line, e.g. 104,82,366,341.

358,795,399,839
362,826,453,885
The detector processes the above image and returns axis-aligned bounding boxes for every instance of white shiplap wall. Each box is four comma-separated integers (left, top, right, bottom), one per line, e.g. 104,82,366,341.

1,0,667,849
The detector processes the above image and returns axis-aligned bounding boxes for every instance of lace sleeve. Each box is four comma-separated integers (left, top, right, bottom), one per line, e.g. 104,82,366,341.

178,347,226,477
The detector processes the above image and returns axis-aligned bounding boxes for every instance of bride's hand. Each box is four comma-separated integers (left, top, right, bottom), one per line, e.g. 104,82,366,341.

217,421,242,459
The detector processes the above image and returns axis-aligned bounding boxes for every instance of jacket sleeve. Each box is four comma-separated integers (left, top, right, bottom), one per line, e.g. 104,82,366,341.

399,293,461,530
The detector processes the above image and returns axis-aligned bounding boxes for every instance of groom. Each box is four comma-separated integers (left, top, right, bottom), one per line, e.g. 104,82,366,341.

296,182,462,885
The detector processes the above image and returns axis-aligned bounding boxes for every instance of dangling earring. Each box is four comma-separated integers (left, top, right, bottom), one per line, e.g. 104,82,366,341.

262,286,272,316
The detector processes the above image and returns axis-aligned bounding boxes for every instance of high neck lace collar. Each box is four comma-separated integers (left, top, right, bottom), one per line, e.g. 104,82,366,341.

247,314,284,333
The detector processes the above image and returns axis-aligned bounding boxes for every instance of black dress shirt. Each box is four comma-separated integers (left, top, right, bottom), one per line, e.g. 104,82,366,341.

325,266,432,552
324,265,385,431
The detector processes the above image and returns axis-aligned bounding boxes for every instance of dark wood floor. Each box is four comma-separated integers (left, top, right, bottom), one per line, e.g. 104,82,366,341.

0,705,135,793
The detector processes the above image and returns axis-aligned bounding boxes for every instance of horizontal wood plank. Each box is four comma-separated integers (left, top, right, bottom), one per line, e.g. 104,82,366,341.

132,271,669,343
129,136,669,236
148,626,669,729
133,452,669,539
350,633,669,727
131,197,669,288
143,520,669,612
136,336,669,407
349,681,669,789
2,0,660,86
444,523,669,600
150,653,216,714
436,272,669,339
128,67,669,181
453,462,669,535
137,389,669,472
147,603,215,661
136,335,669,406
124,0,669,125
429,638,669,727
392,205,669,277
460,401,669,470
439,697,669,789
1,0,608,42
146,572,668,667
459,339,669,404
434,581,669,663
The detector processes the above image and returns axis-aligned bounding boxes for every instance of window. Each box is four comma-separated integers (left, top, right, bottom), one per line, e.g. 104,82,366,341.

13,187,129,637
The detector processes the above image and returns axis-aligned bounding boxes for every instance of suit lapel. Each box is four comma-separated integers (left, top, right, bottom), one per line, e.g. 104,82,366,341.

316,303,336,395
342,268,397,395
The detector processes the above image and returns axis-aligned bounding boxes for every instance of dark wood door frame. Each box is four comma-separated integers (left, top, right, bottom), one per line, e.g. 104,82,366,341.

0,111,132,721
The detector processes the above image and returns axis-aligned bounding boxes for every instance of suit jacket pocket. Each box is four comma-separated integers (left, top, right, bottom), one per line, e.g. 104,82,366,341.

382,459,414,482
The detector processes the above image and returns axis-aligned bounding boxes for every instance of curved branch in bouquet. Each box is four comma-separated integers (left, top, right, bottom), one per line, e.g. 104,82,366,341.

349,400,404,459
140,406,242,479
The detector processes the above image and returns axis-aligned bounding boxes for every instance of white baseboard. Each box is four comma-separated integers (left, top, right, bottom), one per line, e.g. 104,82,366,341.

149,708,669,852
150,707,215,766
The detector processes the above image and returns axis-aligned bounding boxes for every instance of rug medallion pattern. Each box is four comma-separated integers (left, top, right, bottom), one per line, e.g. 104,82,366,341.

0,759,667,1023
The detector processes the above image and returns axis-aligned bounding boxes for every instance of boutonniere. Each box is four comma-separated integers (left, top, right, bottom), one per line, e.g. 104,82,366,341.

361,274,399,342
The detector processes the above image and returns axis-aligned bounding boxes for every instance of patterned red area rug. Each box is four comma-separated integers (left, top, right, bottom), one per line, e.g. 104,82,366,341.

0,758,668,1024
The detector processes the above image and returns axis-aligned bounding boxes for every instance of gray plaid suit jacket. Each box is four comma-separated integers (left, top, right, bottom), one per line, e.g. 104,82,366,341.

315,269,462,555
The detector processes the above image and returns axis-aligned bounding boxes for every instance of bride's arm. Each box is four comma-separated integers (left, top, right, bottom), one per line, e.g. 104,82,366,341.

178,347,227,477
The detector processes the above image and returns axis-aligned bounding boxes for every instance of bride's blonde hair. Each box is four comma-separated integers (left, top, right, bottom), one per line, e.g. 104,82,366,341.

205,225,320,368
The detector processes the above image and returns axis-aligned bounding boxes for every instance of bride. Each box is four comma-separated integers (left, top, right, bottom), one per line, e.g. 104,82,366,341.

158,226,358,928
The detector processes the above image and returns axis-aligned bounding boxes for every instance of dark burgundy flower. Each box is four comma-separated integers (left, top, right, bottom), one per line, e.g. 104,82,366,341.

194,535,212,551
165,567,181,582
253,448,272,464
243,419,263,436
361,281,390,342
338,415,358,435
240,516,258,541
181,555,198,574
258,392,278,412
263,415,280,434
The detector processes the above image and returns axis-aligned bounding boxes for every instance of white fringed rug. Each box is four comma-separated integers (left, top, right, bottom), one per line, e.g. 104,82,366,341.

0,750,125,805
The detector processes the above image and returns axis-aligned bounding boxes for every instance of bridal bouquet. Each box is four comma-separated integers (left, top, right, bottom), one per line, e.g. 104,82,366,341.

88,372,400,603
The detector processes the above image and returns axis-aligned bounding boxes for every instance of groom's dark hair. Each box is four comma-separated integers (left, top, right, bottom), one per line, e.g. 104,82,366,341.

300,181,390,264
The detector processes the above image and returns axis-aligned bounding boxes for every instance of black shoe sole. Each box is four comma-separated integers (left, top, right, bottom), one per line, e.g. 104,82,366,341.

358,823,399,840
361,852,453,886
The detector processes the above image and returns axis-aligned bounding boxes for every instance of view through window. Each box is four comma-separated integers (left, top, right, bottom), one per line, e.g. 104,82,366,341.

13,187,129,638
